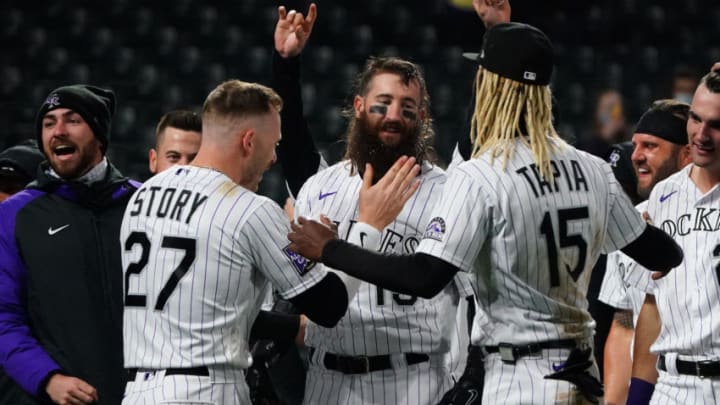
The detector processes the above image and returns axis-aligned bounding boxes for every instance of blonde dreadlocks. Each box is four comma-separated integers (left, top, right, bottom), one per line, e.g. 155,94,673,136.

470,68,565,180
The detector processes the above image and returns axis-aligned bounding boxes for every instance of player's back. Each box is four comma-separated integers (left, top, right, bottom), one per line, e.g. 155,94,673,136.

120,166,281,369
460,138,640,343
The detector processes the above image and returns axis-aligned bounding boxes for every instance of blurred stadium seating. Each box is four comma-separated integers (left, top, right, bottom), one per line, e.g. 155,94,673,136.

1,0,717,202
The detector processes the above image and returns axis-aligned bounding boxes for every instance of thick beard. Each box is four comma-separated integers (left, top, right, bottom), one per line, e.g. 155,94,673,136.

345,111,423,183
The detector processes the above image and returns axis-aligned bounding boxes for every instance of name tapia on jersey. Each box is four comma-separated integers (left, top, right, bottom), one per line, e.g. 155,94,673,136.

515,159,589,198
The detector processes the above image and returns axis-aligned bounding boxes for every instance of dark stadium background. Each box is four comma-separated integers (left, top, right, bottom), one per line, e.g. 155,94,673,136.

2,0,717,202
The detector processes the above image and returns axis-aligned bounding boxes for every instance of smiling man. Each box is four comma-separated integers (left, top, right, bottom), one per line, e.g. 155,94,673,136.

628,70,720,404
598,99,691,405
0,84,139,404
148,110,202,175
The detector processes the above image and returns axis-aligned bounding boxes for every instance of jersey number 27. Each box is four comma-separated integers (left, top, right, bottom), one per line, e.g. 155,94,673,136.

123,231,197,311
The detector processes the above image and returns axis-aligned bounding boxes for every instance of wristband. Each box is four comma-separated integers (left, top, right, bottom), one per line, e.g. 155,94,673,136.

626,377,655,405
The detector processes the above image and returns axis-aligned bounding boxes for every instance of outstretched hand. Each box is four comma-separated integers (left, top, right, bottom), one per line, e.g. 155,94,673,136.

274,3,317,58
288,215,337,261
358,156,421,231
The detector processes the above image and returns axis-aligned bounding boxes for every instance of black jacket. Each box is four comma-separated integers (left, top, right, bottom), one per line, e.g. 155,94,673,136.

0,162,139,404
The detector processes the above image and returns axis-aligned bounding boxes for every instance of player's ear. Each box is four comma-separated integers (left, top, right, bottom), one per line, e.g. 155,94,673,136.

679,144,692,166
353,95,364,118
148,149,157,174
240,128,255,155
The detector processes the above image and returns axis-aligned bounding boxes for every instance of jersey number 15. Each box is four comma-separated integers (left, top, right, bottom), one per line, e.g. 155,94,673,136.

539,207,589,287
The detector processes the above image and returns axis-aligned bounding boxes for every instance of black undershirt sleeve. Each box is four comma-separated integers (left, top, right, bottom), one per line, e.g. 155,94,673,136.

320,239,460,298
620,224,683,272
271,51,322,197
249,310,300,342
288,272,348,328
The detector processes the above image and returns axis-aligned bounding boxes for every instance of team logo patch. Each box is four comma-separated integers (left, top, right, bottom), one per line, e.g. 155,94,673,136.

423,217,446,241
45,94,60,108
607,149,621,167
282,245,315,276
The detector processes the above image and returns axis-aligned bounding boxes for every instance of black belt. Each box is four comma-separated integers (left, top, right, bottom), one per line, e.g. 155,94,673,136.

311,348,429,374
484,339,578,364
658,355,720,378
126,366,209,382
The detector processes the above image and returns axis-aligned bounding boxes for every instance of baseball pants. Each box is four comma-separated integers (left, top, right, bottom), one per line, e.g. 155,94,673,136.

482,347,602,404
302,350,453,405
122,366,248,405
651,355,720,405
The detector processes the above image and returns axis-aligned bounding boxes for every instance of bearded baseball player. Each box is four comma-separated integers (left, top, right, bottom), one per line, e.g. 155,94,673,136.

598,99,691,405
288,22,683,404
120,80,363,404
273,4,475,404
627,70,720,404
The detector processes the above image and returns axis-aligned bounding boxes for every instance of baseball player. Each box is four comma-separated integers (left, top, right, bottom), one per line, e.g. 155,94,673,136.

148,110,202,175
288,22,683,404
120,80,364,404
272,4,476,405
598,99,691,405
627,70,720,404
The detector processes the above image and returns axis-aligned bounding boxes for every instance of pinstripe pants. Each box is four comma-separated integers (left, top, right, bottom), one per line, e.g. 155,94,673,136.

651,370,720,404
482,348,602,404
121,367,249,405
302,352,453,405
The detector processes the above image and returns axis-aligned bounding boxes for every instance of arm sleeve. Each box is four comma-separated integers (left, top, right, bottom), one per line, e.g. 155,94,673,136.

0,204,62,397
321,241,459,299
620,224,683,273
250,310,300,342
272,51,324,197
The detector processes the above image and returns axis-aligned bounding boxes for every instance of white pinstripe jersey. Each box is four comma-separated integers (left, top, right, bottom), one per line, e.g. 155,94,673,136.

627,164,720,357
598,201,648,325
296,160,463,356
121,166,327,369
416,138,646,345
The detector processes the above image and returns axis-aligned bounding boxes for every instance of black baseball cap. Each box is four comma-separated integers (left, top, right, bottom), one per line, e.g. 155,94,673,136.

0,140,44,183
35,84,116,154
463,22,554,86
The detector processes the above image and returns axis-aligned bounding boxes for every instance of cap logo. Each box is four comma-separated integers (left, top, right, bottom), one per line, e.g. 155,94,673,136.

608,150,621,167
45,94,60,108
480,50,485,59
523,71,537,81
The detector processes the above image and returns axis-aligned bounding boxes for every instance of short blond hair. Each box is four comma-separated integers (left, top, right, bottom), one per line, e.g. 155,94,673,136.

203,80,282,127
470,68,564,179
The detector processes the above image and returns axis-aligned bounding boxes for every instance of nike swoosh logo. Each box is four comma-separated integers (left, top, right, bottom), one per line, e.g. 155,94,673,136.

48,224,70,235
659,190,677,202
464,389,479,405
319,191,337,200
359,232,367,247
